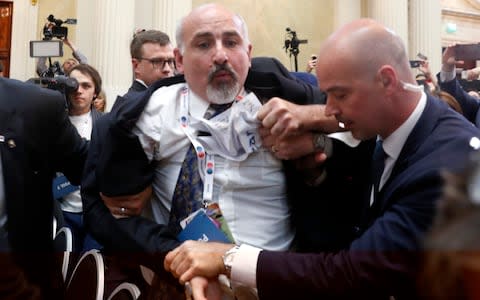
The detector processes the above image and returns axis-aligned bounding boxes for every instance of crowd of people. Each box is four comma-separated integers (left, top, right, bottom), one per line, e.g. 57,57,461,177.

1,2,480,300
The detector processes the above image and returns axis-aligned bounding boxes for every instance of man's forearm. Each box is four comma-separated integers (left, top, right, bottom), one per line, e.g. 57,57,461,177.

301,105,342,133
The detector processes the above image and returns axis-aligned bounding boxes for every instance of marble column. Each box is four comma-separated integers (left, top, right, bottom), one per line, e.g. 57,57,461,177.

366,0,409,51
409,0,442,75
91,0,135,111
334,0,362,30
10,0,39,80
152,0,192,46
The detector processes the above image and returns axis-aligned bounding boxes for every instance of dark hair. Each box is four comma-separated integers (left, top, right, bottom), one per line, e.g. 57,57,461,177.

0,61,3,72
432,90,463,115
130,30,171,59
66,64,102,96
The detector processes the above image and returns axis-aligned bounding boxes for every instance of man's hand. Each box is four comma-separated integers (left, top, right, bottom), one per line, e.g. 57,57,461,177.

164,241,234,284
101,185,152,218
188,277,223,300
259,127,316,160
257,97,308,139
466,67,480,81
442,44,464,72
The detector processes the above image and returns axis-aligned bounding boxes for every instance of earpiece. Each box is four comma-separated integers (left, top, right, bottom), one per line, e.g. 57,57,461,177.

402,82,423,93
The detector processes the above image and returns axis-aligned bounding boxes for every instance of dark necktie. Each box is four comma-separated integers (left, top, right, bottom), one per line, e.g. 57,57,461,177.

168,103,232,233
372,140,387,204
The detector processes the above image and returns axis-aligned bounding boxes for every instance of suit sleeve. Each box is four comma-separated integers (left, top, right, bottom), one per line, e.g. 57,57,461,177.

437,75,480,124
256,165,441,299
81,116,180,271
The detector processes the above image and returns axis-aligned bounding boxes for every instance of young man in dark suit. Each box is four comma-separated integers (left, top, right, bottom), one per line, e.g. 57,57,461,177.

164,18,480,300
128,29,175,93
0,77,88,299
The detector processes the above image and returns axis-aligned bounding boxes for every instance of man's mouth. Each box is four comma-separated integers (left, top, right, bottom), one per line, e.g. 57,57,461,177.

213,70,232,80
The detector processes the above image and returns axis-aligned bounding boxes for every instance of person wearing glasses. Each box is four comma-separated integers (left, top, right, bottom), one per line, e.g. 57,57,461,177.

129,29,175,93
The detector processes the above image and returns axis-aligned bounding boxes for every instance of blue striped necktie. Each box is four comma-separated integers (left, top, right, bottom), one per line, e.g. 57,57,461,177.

168,103,232,233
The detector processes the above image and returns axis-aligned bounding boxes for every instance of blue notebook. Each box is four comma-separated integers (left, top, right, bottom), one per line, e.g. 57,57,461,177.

177,210,230,243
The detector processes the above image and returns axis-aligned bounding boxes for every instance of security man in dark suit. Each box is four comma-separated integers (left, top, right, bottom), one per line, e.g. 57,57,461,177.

164,18,480,300
0,77,88,299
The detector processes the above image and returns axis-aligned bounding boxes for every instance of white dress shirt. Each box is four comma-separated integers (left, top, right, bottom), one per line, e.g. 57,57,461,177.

231,90,428,287
134,83,294,251
60,111,92,213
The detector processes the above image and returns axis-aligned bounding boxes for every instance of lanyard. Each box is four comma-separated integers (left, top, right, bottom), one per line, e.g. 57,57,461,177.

179,87,239,204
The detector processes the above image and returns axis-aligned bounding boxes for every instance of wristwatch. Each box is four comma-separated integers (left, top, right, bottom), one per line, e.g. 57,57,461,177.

312,133,327,151
222,245,240,277
312,133,333,157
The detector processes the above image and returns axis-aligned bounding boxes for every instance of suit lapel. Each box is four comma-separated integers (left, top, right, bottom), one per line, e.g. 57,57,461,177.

372,95,441,216
0,105,27,243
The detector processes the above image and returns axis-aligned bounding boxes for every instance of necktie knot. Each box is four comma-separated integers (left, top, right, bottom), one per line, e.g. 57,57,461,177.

204,102,233,120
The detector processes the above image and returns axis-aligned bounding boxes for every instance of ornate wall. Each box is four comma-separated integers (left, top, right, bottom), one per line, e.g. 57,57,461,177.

441,0,480,46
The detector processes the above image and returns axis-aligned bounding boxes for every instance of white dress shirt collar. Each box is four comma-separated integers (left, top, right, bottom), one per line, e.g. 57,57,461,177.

382,91,427,161
378,91,427,190
188,89,210,120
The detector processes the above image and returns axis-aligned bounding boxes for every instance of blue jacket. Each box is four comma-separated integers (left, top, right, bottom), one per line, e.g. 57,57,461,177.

256,95,480,300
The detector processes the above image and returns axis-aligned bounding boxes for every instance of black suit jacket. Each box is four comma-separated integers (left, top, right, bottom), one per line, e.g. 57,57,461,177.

81,57,329,272
256,95,480,300
0,77,88,298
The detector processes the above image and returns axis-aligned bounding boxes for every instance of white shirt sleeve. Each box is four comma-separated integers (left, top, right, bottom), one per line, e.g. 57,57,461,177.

230,243,262,288
439,66,456,83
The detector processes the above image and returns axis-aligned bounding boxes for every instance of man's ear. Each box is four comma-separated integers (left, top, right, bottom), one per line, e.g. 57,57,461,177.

174,48,184,73
378,65,397,90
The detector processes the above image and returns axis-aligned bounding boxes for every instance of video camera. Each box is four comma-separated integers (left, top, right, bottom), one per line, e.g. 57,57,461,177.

283,27,308,71
29,15,78,78
284,27,308,55
26,75,79,109
43,14,77,40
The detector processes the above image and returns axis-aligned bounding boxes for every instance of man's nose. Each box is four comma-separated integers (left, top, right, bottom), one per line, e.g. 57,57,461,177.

162,62,173,73
213,41,228,64
324,100,337,117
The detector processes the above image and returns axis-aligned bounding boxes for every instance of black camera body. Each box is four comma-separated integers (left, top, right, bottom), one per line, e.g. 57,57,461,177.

43,14,77,40
284,27,308,55
409,60,422,68
26,75,79,109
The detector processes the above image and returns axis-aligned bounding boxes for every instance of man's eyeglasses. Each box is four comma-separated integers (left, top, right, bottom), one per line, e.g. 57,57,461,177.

137,57,175,69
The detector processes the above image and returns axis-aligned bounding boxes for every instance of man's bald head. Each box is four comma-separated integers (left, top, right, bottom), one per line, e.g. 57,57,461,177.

176,3,250,54
317,19,422,140
318,19,412,81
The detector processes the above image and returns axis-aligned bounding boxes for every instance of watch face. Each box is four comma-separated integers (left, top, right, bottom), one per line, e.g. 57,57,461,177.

314,134,325,151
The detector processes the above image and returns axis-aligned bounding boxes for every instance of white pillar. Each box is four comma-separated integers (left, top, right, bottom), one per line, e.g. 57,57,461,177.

366,0,409,51
91,0,135,111
409,0,442,75
10,0,39,81
334,0,362,30
152,0,192,46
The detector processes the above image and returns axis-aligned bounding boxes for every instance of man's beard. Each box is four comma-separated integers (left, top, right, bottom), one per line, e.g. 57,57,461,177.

206,64,241,104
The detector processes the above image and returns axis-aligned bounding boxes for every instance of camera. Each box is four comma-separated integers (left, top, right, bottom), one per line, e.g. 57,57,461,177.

26,75,79,109
283,27,308,71
284,27,308,54
410,60,422,68
43,14,77,40
27,75,78,94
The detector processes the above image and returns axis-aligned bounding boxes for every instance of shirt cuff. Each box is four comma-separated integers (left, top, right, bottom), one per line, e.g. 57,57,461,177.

230,243,261,289
439,67,456,82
